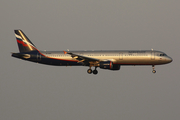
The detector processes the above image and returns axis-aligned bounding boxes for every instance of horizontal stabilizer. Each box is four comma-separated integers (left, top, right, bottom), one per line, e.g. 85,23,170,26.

11,53,31,59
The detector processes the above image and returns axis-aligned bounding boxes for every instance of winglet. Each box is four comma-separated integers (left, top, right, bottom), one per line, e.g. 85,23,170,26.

63,51,67,54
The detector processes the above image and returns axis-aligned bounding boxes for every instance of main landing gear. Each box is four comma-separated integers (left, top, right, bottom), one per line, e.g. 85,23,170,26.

87,67,98,75
152,65,156,73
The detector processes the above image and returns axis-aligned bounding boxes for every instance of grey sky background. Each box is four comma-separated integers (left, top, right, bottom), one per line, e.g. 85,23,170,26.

0,0,180,120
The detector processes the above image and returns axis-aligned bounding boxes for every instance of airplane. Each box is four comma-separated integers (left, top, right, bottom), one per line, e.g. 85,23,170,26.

11,30,172,75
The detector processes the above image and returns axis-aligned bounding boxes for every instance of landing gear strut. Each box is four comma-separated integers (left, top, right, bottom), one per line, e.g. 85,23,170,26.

93,67,98,75
152,65,156,73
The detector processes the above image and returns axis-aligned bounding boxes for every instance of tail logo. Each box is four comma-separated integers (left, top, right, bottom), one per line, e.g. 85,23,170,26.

15,34,36,48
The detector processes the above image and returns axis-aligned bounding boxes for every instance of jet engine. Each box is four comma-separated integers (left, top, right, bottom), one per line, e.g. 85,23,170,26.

99,61,120,70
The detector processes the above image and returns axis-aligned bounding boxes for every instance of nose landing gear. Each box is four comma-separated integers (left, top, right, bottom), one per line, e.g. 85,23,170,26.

152,65,156,73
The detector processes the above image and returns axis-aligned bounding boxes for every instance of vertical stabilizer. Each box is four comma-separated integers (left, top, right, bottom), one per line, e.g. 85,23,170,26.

14,30,37,53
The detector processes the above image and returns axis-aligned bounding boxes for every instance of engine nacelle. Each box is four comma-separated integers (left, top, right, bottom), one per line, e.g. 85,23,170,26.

99,61,120,70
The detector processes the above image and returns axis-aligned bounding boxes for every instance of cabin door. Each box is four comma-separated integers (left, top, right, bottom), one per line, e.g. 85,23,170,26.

151,52,155,60
119,53,123,60
37,53,41,61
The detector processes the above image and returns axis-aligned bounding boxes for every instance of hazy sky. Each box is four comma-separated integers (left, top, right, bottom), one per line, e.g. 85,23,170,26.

0,0,180,120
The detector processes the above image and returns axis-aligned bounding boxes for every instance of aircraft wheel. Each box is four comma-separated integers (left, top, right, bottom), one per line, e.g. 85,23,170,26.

87,69,92,74
152,65,156,74
93,70,98,75
152,70,156,73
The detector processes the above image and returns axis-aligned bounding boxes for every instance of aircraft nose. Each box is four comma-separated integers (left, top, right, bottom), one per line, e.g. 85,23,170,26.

167,57,173,63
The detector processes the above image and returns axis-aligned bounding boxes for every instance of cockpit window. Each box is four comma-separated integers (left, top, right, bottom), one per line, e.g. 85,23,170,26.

160,54,167,56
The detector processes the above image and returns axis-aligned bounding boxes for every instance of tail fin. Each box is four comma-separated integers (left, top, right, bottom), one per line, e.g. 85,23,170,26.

14,30,37,53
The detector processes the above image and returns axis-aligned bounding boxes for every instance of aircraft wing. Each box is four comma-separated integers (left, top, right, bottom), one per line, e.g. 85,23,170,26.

63,51,99,63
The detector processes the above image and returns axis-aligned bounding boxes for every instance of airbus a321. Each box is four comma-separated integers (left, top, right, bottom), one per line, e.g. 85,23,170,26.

12,30,172,75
